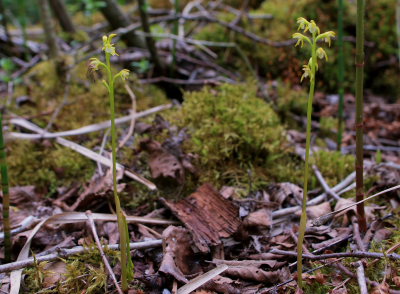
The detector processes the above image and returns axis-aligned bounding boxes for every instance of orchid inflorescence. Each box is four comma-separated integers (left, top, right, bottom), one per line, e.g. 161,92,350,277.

292,17,335,82
292,17,335,289
89,34,130,87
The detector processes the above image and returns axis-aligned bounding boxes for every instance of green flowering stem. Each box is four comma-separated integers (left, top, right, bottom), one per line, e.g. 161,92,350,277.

0,109,11,263
89,34,133,292
292,18,334,289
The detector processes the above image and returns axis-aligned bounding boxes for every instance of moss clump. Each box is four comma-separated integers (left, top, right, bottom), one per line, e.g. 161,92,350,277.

23,246,119,293
312,150,354,187
7,140,94,194
166,82,285,187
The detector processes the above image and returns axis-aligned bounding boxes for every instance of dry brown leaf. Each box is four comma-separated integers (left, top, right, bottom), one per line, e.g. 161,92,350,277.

331,288,348,294
268,183,303,206
243,208,272,228
159,226,198,283
100,222,119,244
373,228,393,243
140,139,185,185
306,202,331,219
393,275,400,287
371,282,390,294
42,261,67,288
224,266,290,283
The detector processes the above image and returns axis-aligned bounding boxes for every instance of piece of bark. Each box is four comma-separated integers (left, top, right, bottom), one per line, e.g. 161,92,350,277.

161,183,241,252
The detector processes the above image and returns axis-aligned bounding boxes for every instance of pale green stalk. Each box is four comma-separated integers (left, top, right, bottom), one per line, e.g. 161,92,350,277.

105,52,129,291
292,18,335,289
297,35,317,288
90,34,133,292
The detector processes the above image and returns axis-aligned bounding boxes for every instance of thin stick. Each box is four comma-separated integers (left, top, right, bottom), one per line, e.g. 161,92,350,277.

118,84,136,150
312,164,341,200
9,117,157,190
0,216,36,241
312,184,400,226
356,261,368,294
270,249,400,261
352,215,365,251
8,104,172,139
0,239,162,274
86,211,123,294
272,171,356,219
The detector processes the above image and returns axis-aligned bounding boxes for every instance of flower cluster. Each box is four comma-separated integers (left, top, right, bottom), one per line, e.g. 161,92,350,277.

292,17,335,82
88,34,129,84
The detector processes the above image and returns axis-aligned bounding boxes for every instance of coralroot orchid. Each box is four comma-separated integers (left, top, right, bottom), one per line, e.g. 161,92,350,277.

292,18,334,289
89,34,133,292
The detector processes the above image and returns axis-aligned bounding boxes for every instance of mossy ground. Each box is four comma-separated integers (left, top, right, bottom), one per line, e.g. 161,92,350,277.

194,0,399,99
23,246,121,293
8,58,169,195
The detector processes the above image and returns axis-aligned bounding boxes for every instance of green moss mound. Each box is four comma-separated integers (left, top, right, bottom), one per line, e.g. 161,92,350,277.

7,140,94,194
164,82,285,187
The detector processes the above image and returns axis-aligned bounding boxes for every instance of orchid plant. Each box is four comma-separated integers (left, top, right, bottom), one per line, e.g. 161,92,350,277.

89,34,133,292
292,18,335,289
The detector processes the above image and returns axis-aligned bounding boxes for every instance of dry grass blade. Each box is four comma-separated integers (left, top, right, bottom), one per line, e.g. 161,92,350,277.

177,264,229,294
8,104,172,139
8,117,157,190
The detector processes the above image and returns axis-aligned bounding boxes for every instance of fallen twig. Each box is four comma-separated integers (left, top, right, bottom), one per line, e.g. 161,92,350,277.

356,261,368,294
272,171,356,219
312,164,341,200
8,103,172,139
0,216,37,241
0,239,162,274
270,249,400,261
86,211,123,294
312,184,400,226
9,117,157,190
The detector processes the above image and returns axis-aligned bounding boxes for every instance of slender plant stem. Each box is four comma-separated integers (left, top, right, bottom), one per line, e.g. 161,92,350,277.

106,53,130,292
172,0,179,74
297,34,317,288
0,110,11,262
337,0,345,150
355,0,367,234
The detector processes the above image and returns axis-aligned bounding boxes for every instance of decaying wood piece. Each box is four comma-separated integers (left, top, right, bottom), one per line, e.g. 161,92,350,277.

162,183,241,252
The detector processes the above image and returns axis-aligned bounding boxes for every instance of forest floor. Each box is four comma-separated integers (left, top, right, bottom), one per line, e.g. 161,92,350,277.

0,1,399,293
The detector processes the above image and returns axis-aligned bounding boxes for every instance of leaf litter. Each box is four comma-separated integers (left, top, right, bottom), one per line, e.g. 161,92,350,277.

1,68,400,294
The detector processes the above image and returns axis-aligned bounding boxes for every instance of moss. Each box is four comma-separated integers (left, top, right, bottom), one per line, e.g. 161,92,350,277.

157,82,286,189
23,246,119,293
194,0,399,97
8,59,143,192
7,140,95,194
275,83,308,125
312,150,354,187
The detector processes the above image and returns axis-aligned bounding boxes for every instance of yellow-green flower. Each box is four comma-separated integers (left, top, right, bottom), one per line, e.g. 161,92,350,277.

316,47,328,61
118,69,130,81
102,34,119,56
89,58,101,71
